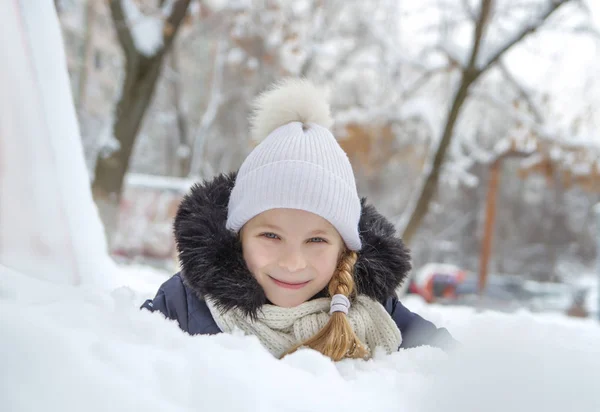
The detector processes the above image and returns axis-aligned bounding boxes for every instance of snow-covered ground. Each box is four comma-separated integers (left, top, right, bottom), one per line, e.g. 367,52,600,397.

2,262,600,412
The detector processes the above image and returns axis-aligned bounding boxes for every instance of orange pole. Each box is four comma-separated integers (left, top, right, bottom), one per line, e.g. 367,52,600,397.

479,158,501,297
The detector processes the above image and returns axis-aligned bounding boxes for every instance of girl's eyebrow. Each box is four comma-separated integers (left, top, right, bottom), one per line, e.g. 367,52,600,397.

257,223,284,232
257,224,330,236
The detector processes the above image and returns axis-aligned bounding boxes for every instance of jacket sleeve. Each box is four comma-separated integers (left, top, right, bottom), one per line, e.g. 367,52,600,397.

387,297,458,351
140,273,189,333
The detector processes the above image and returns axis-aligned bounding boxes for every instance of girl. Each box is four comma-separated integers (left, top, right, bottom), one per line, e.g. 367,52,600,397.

142,78,455,361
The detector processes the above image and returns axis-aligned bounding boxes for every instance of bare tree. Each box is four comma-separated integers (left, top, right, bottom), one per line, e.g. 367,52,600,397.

92,0,191,242
400,0,574,246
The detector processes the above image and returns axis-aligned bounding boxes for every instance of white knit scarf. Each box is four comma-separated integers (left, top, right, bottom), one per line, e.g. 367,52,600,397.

205,295,402,359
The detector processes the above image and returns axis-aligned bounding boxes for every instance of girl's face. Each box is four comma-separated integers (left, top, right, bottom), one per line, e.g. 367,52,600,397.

241,208,344,308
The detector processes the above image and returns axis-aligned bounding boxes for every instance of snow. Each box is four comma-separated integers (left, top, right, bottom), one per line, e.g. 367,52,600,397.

569,274,599,316
291,0,312,16
114,262,174,301
189,1,201,17
519,152,543,169
227,47,246,65
203,0,231,12
98,131,122,158
3,263,600,412
588,0,600,31
280,40,308,75
550,145,563,160
121,0,166,57
398,97,441,140
247,56,259,70
572,161,593,176
493,138,512,156
1,0,115,287
176,144,191,159
125,172,195,192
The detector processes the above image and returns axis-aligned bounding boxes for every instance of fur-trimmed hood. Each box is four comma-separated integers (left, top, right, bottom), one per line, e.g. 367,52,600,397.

174,172,412,318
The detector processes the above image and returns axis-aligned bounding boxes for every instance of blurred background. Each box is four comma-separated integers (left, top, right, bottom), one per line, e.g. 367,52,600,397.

54,0,600,317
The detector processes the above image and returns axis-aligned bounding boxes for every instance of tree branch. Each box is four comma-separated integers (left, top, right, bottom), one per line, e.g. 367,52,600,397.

466,0,493,71
110,0,191,58
108,0,137,58
437,43,466,69
109,0,143,106
478,0,573,73
497,61,544,123
163,0,192,49
461,0,476,21
402,64,453,99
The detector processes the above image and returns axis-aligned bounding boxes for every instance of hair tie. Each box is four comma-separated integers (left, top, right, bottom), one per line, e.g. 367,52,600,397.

330,294,350,315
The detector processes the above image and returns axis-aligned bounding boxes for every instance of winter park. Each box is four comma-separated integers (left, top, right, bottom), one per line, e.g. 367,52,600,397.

3,0,600,411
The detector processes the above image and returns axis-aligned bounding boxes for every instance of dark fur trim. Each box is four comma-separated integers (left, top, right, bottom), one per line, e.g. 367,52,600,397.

174,172,411,318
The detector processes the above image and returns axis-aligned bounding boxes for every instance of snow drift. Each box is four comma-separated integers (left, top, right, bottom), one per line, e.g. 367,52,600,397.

2,264,600,412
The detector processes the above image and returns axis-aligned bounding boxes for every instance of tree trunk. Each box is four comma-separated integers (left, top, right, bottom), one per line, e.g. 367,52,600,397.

91,58,163,240
401,74,474,245
92,0,191,243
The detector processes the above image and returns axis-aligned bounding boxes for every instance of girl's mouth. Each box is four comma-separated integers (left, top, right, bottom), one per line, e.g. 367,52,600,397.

268,276,310,290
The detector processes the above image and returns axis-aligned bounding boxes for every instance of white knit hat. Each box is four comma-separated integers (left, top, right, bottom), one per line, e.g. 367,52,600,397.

226,78,362,251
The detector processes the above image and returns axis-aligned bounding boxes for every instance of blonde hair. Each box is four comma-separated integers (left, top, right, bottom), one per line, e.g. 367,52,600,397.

280,251,370,361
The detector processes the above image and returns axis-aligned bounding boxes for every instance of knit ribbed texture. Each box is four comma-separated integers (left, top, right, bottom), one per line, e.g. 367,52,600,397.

205,295,402,358
226,121,362,250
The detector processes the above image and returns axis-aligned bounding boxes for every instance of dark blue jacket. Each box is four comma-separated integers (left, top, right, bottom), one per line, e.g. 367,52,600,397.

142,273,456,350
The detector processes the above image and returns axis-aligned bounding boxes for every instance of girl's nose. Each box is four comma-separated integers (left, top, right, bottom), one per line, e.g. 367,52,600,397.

278,247,307,273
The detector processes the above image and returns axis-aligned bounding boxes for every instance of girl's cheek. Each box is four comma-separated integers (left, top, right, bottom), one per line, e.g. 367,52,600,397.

310,244,341,261
246,243,276,268
309,248,338,270
242,241,260,271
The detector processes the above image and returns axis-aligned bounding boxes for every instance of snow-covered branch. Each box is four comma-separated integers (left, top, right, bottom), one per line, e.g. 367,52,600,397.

466,0,492,71
113,0,191,58
477,0,573,73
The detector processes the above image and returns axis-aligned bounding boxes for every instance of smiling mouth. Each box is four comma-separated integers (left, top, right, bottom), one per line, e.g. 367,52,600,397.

268,276,310,290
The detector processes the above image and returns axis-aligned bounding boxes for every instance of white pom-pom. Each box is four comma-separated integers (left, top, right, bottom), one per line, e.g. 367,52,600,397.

250,78,333,142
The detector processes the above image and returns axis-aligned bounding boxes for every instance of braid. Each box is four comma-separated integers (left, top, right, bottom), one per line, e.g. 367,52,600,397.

281,251,370,361
328,251,356,297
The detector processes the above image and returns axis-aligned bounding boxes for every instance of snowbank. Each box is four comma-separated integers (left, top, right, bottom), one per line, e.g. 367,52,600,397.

2,264,600,412
0,0,114,287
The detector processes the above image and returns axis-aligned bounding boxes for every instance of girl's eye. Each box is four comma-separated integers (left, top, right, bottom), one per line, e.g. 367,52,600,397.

261,232,280,240
308,237,327,243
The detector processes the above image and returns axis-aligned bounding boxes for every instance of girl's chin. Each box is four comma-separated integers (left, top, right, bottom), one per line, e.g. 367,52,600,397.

265,293,310,308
